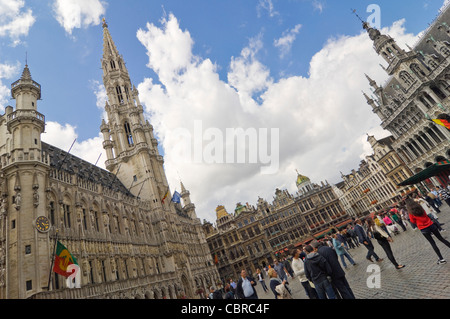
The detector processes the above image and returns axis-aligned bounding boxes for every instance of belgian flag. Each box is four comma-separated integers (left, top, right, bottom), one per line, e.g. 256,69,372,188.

432,118,450,130
53,241,78,278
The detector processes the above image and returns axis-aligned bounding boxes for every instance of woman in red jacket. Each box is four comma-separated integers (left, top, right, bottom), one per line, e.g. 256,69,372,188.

405,197,450,265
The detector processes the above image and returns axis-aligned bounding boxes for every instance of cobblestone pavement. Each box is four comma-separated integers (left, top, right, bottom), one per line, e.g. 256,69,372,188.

254,206,450,299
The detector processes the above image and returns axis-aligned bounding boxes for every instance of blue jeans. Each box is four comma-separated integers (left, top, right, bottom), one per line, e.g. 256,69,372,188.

314,278,336,299
332,276,356,299
362,240,381,261
339,251,355,268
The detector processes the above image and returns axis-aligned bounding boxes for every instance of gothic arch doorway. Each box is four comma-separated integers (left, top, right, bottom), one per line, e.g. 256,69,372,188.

181,274,193,298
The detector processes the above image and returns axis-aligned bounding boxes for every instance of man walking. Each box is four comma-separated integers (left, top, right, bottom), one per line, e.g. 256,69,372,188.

354,218,383,263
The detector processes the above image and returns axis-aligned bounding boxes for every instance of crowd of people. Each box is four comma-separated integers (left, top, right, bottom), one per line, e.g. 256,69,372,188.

205,187,450,300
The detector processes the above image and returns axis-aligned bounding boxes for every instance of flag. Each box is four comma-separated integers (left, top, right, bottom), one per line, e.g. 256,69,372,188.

214,254,218,265
432,118,450,130
171,191,181,204
53,241,78,278
161,188,170,204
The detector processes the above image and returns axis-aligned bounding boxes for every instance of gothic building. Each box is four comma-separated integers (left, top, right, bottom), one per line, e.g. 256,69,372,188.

0,20,219,299
362,4,450,186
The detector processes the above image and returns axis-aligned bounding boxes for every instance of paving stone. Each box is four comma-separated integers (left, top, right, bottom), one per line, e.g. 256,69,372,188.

253,206,450,299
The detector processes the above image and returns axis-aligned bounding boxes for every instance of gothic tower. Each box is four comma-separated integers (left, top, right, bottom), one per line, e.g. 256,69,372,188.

1,64,50,298
100,19,170,207
363,21,430,83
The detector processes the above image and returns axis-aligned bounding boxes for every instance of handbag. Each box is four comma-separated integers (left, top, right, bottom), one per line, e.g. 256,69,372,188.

275,283,292,299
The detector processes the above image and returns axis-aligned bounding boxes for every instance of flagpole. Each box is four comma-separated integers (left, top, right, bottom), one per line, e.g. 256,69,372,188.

47,229,58,291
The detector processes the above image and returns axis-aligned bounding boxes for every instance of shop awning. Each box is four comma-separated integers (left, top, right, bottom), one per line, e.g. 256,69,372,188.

397,160,450,186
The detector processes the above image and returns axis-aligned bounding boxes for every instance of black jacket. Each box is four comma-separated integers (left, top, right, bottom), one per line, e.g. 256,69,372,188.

304,252,333,283
317,245,345,279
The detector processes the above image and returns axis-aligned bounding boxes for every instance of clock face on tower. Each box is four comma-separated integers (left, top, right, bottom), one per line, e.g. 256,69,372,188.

35,216,50,233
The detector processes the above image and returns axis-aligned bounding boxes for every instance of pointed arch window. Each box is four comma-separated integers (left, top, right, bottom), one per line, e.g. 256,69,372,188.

110,60,116,70
124,121,134,146
116,86,124,104
399,70,414,86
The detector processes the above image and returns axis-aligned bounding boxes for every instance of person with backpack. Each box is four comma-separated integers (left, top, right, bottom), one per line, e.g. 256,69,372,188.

209,286,223,299
223,284,235,299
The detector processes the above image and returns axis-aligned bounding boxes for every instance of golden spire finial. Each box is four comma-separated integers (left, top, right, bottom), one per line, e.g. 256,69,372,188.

102,17,108,28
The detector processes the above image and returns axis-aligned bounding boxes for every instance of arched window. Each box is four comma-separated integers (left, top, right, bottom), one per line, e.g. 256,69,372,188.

399,70,414,86
124,121,134,146
410,63,427,78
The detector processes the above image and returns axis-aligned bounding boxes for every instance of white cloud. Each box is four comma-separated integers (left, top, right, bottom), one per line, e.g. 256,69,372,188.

274,24,302,58
0,0,35,46
135,14,419,223
52,0,106,35
257,0,279,18
0,61,20,111
90,79,108,120
312,0,324,13
228,33,273,110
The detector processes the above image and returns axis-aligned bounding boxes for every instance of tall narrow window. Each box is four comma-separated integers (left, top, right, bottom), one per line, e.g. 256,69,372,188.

101,260,107,283
110,60,116,69
82,208,87,230
49,201,55,225
116,86,124,104
124,86,130,102
64,204,71,228
124,122,134,146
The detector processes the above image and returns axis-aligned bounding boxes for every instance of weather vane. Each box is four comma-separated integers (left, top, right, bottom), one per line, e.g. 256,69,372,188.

351,8,365,23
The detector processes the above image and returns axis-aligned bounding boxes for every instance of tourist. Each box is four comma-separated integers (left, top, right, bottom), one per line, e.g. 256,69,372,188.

311,240,355,299
291,248,318,299
209,286,223,299
273,258,292,294
346,224,360,248
414,193,445,231
405,197,450,265
303,244,336,299
235,269,258,299
367,218,405,269
354,218,384,263
437,185,450,207
331,233,356,269
256,268,268,293
268,268,291,299
223,284,235,299
389,206,407,231
375,212,391,237
431,187,443,207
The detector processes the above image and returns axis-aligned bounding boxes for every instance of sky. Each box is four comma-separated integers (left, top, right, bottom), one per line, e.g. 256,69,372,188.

0,0,448,224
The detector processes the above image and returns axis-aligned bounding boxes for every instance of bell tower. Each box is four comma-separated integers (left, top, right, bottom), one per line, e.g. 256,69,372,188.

99,19,170,208
1,64,51,298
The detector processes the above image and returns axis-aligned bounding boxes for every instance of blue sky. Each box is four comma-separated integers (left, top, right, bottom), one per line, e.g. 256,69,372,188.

0,0,448,222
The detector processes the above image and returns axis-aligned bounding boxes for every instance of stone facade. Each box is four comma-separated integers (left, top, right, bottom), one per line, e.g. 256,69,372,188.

362,4,450,185
0,20,218,299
